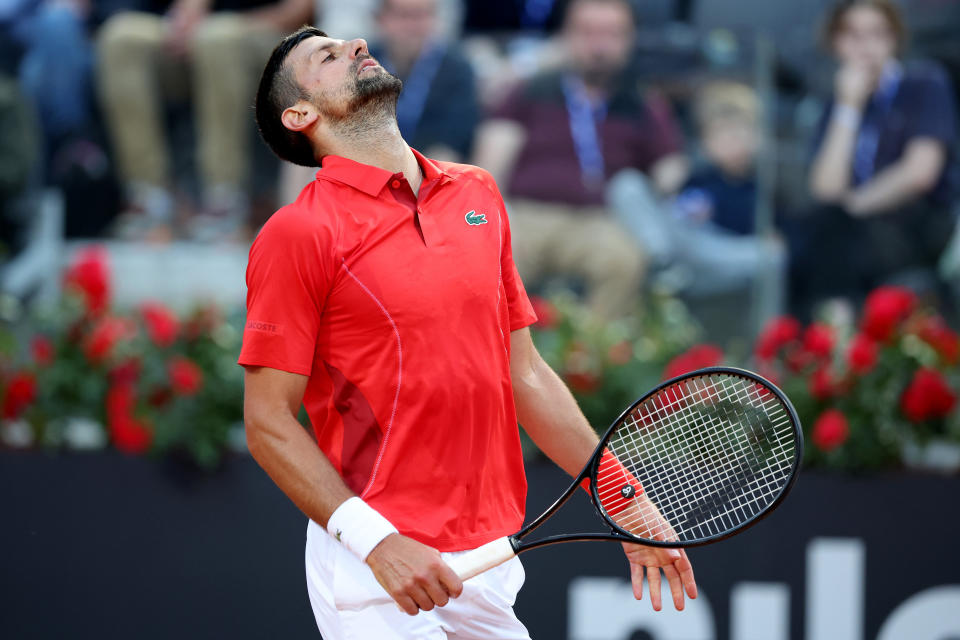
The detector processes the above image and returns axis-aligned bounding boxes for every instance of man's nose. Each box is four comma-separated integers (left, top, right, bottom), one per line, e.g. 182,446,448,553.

347,38,369,59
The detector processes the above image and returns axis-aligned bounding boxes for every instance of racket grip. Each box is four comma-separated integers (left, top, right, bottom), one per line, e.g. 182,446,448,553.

447,537,517,582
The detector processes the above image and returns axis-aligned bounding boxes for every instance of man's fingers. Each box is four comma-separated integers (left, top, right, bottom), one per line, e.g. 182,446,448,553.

629,558,644,600
438,562,464,599
409,584,436,612
422,578,451,609
676,550,698,599
663,563,685,611
646,565,663,611
395,594,420,616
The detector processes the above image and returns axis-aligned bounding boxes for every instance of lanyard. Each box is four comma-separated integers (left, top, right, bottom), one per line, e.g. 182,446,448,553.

381,40,448,142
852,61,903,184
562,75,608,190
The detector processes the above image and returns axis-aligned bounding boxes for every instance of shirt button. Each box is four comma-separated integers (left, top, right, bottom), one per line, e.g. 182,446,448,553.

391,180,401,188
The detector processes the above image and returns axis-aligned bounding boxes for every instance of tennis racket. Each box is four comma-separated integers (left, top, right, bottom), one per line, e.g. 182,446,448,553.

447,366,803,581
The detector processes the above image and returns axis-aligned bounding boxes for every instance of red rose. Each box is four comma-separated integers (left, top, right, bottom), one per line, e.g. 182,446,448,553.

2,372,37,419
916,315,959,365
109,358,141,385
105,384,152,454
565,370,600,393
663,344,723,380
140,302,179,347
530,296,558,329
809,366,835,401
755,316,801,360
861,286,916,342
900,368,957,422
802,323,834,360
30,336,54,366
784,347,814,373
168,356,203,395
847,333,878,375
63,246,111,314
812,409,849,452
84,316,131,363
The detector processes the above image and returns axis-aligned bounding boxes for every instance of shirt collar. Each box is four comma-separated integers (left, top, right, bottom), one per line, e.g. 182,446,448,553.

315,148,451,197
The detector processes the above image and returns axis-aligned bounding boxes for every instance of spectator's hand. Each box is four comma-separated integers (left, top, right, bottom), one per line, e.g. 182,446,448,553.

835,63,874,108
365,533,463,615
164,0,211,57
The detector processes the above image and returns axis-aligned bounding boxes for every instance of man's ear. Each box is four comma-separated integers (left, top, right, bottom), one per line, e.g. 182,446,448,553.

281,101,319,133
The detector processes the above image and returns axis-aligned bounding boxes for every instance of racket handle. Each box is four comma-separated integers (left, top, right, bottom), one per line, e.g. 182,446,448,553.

447,536,517,582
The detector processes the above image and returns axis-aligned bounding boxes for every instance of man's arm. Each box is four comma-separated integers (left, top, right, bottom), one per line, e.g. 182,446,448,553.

243,365,462,615
509,328,697,611
844,138,947,215
472,119,527,188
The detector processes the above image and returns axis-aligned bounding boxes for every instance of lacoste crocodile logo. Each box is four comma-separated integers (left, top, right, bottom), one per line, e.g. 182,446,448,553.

465,210,488,225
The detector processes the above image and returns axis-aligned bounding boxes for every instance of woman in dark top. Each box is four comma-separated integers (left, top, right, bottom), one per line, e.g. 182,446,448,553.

793,0,958,315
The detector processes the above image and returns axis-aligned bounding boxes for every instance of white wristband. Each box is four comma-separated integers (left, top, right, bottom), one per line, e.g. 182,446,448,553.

832,103,862,130
326,497,398,562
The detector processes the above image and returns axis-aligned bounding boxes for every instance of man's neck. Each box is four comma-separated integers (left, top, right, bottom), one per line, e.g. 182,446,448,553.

321,117,423,194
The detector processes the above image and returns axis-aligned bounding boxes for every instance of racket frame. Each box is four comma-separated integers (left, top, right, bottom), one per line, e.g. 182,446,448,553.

510,366,803,553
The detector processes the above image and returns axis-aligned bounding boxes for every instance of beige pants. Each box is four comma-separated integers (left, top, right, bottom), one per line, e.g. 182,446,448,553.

508,199,647,319
96,12,281,191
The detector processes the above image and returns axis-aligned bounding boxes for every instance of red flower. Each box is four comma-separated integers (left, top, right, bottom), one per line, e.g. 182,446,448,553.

168,356,203,395
105,384,152,454
84,316,131,363
916,315,959,365
809,366,836,401
566,370,600,393
755,316,801,360
663,344,723,380
2,372,37,419
63,246,110,314
900,368,956,422
30,336,54,366
861,286,916,342
847,333,878,375
109,358,141,385
140,302,179,347
812,409,849,452
784,347,814,373
802,323,834,361
530,296,558,329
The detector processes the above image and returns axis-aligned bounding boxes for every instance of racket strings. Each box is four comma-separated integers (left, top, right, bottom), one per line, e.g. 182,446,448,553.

595,373,796,543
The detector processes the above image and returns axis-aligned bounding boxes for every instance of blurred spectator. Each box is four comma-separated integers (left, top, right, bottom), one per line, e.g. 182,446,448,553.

95,0,313,242
473,0,688,318
280,0,476,202
792,0,959,314
0,73,39,259
608,81,786,321
315,0,460,40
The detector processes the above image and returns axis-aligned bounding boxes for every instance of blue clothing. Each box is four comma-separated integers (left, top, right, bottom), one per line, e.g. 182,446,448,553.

677,166,757,236
812,60,959,205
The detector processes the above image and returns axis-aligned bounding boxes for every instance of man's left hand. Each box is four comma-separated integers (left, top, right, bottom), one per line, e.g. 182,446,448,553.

621,542,697,611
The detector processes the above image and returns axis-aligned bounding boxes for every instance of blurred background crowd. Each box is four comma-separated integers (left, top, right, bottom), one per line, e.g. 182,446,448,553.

0,0,958,332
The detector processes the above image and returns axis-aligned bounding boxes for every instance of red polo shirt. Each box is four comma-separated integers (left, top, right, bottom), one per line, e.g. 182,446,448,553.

239,150,537,551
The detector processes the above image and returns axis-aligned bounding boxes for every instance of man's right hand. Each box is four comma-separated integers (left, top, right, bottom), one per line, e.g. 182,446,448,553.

835,63,875,108
365,533,464,615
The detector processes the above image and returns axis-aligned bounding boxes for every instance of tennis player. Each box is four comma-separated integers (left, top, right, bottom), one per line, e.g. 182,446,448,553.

240,26,697,638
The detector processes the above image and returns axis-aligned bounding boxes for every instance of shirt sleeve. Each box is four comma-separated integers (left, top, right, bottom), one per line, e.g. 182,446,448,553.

491,179,537,331
905,66,958,147
238,208,333,376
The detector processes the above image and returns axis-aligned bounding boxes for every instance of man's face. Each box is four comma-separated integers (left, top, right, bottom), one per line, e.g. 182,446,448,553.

833,6,897,74
377,0,438,61
286,35,403,124
563,1,635,83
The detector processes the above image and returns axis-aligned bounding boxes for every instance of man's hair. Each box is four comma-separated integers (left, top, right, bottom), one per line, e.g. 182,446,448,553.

562,0,640,29
820,0,907,53
255,26,328,167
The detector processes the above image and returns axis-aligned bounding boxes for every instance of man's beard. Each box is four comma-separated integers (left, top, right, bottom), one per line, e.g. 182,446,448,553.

312,57,403,132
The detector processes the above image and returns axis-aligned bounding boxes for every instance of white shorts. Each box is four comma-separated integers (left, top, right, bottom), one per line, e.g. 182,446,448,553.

305,520,531,640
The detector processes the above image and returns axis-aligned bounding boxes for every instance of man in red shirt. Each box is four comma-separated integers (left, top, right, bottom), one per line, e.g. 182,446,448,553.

241,26,697,637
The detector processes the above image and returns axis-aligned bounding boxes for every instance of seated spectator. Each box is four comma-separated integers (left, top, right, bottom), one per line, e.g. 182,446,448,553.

473,0,689,319
279,0,477,202
608,81,786,323
792,0,958,315
96,0,313,242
